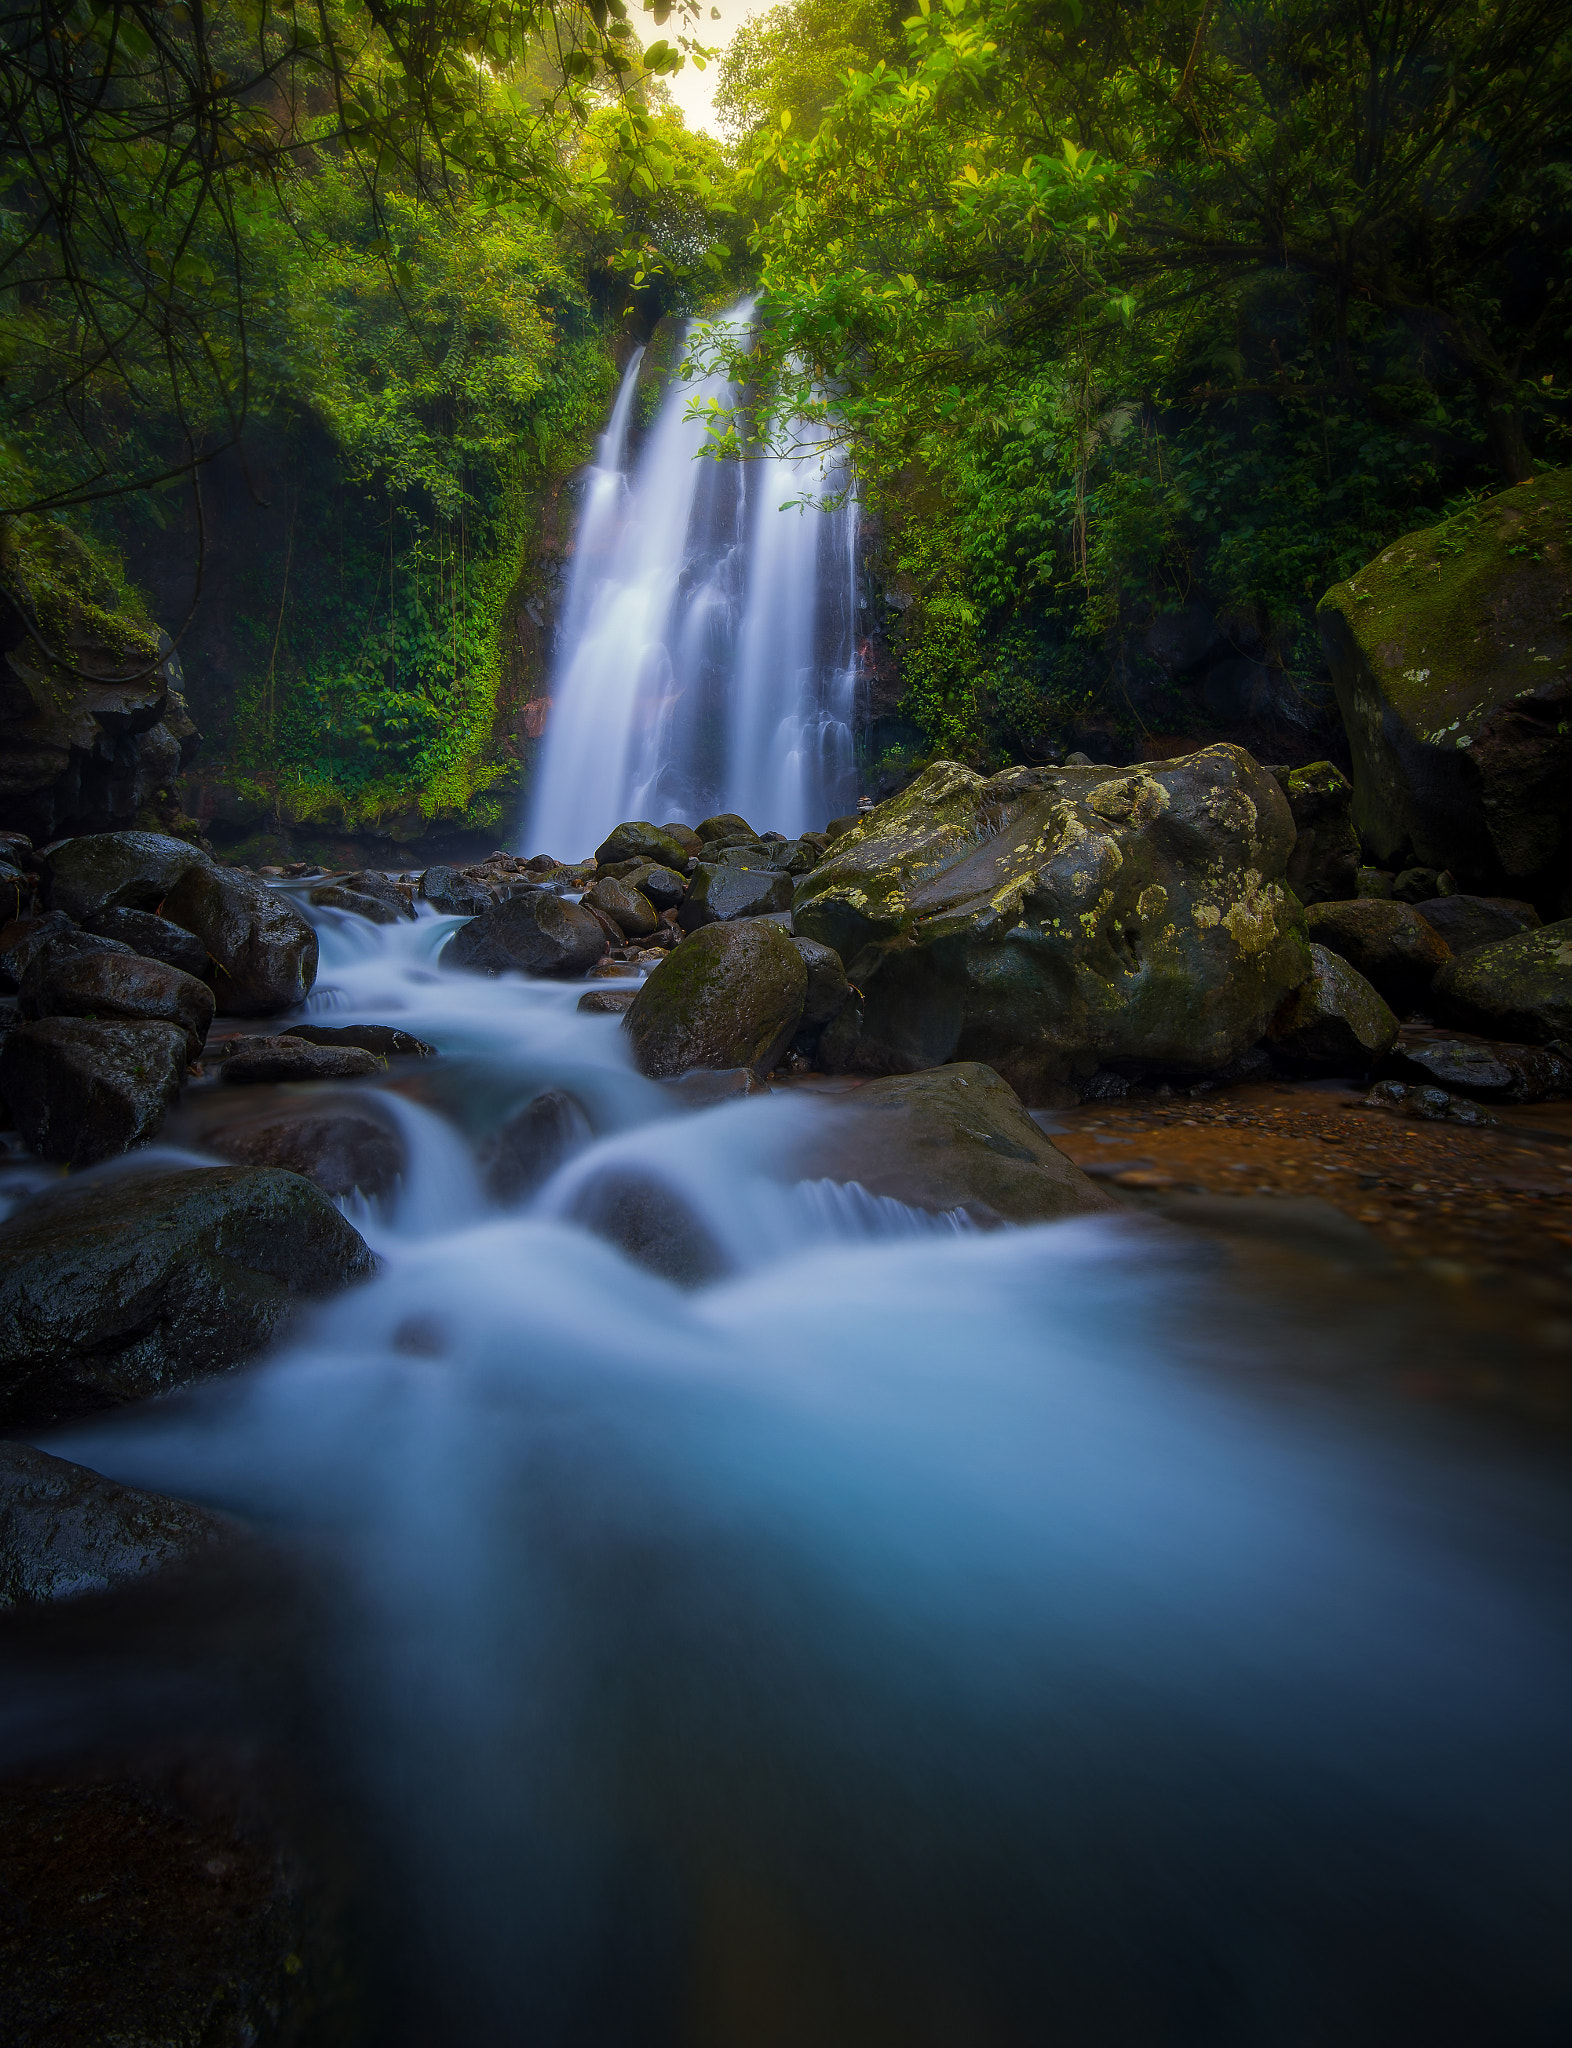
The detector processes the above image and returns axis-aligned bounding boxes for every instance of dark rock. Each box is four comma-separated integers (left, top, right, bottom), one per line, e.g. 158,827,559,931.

443,892,607,978
1272,761,1360,904
565,1169,727,1284
1304,898,1451,1014
1362,1079,1494,1126
1379,1033,1572,1102
710,841,783,869
83,905,210,979
578,988,638,1015
480,1089,590,1204
593,821,695,871
695,813,755,844
309,882,403,926
1392,866,1443,903
1431,917,1572,1045
791,935,850,1027
0,1018,187,1164
1318,468,1572,901
625,863,688,912
1266,945,1398,1072
282,1023,435,1058
220,1038,381,1084
0,1164,375,1426
204,1105,404,1197
657,821,704,860
160,865,318,1016
0,912,128,993
1415,894,1541,957
678,862,794,929
794,750,1311,1102
0,1441,233,1609
810,1063,1115,1226
583,876,659,939
778,839,823,877
0,857,37,926
1356,868,1394,898
20,947,214,1056
419,865,492,917
661,1068,764,1106
825,814,863,839
40,831,209,924
624,919,806,1079
342,870,413,919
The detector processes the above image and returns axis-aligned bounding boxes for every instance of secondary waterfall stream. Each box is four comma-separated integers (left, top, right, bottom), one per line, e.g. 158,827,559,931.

4,892,1571,2044
525,305,861,857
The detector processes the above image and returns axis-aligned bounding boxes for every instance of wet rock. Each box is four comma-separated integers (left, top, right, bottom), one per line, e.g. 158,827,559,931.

20,947,214,1057
1414,893,1541,957
678,862,794,929
1356,867,1394,898
419,865,492,917
1266,944,1398,1073
624,862,688,912
794,749,1311,1102
578,988,638,1015
1392,866,1444,904
0,1018,187,1164
83,905,210,980
0,1441,233,1609
0,1163,375,1426
710,841,783,869
566,1169,727,1285
791,935,850,1027
1318,468,1572,900
662,1068,764,1106
341,870,413,919
624,918,807,1079
39,831,209,924
443,891,607,979
219,1037,381,1084
695,812,755,844
778,839,824,876
1431,917,1572,1045
205,1105,403,1197
1272,761,1360,904
658,821,704,860
309,882,403,926
282,1023,435,1058
0,854,37,926
1380,1033,1572,1102
813,1063,1114,1226
1362,1078,1494,1126
0,912,128,993
1304,898,1451,1014
480,1089,590,1204
160,864,318,1016
593,821,695,871
583,876,659,939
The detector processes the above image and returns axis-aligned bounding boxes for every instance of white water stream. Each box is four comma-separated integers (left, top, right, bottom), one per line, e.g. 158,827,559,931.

5,897,1570,2043
524,305,861,857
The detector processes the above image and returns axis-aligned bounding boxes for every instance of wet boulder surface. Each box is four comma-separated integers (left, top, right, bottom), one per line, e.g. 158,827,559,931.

82,904,210,979
583,875,659,939
160,863,318,1016
1380,1032,1572,1102
623,919,807,1079
593,820,695,871
795,748,1311,1102
420,864,492,917
679,861,793,928
20,945,214,1056
1272,761,1360,904
0,1164,376,1427
217,1036,382,1084
1431,917,1572,1044
309,881,404,925
480,1088,591,1204
283,1022,434,1058
444,891,607,978
39,831,209,925
1266,944,1399,1073
203,1103,405,1197
0,1017,187,1164
1304,898,1452,1015
1415,894,1541,958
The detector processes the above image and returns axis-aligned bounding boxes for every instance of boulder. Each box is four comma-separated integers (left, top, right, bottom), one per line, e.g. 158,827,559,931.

1356,868,1394,898
1272,762,1360,904
480,1089,590,1204
1362,1079,1495,1126
0,1018,187,1164
1380,1033,1572,1102
1414,894,1540,957
1431,918,1572,1044
1266,944,1398,1073
791,935,851,1027
309,882,403,926
0,1164,375,1426
1304,899,1451,1014
583,876,659,939
1317,469,1572,901
623,919,807,1079
778,839,824,877
160,864,318,1016
577,988,638,1015
83,905,210,979
564,1169,726,1284
1392,866,1445,904
342,870,413,919
219,1037,381,1084
695,813,755,844
657,821,704,860
282,1023,434,1058
0,1441,233,1609
794,750,1311,1102
20,947,213,1056
40,831,209,924
442,892,606,979
623,862,688,913
679,863,794,929
204,1105,403,1197
0,912,129,992
420,865,492,917
593,820,696,872
810,1063,1114,1226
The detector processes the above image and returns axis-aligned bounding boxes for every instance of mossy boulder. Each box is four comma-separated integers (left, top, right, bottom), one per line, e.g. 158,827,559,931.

1431,917,1572,1044
1317,469,1572,902
1273,761,1359,904
583,875,659,939
593,820,694,872
792,749,1311,1103
623,919,807,1079
1267,944,1398,1073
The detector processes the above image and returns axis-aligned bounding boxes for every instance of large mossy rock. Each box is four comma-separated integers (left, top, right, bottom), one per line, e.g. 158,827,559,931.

792,749,1310,1102
1266,944,1398,1073
0,1164,375,1427
160,863,317,1015
1317,470,1572,902
623,919,807,1078
1431,917,1572,1044
40,831,209,924
0,1017,187,1163
809,1063,1114,1226
593,820,694,871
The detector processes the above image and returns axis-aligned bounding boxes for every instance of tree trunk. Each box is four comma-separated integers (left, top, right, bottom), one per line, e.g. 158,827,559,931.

1483,396,1535,485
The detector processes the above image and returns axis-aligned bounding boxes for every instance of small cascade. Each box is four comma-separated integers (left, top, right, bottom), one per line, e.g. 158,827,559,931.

524,305,860,857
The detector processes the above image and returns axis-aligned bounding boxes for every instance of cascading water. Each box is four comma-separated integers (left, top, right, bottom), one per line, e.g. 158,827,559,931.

524,304,861,857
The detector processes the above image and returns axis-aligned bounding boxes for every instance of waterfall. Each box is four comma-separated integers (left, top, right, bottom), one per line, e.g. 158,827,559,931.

523,305,861,858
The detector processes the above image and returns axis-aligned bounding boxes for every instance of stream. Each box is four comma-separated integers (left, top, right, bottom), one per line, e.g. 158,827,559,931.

7,893,1572,2043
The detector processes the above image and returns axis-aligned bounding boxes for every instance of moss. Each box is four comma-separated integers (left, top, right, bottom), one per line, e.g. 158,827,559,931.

0,515,161,671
